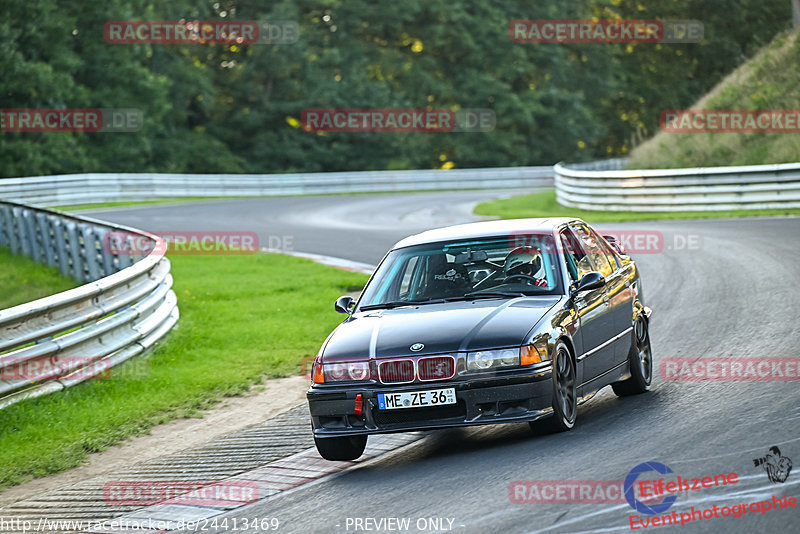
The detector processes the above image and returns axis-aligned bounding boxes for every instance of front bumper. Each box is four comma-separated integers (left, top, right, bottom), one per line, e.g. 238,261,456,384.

307,368,554,437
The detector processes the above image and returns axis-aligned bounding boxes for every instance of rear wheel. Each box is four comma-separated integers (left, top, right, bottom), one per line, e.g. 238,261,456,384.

314,435,367,461
612,315,652,396
530,341,576,433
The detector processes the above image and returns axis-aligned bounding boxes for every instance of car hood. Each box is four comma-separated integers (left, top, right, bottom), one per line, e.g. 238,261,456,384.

322,297,560,361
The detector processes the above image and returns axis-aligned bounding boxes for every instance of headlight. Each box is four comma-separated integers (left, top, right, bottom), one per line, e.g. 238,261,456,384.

313,361,371,383
467,348,520,371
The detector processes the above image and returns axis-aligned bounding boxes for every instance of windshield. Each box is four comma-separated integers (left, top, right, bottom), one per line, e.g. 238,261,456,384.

358,234,563,309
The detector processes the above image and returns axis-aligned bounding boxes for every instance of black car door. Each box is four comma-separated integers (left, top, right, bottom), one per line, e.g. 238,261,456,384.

565,224,619,382
590,228,635,367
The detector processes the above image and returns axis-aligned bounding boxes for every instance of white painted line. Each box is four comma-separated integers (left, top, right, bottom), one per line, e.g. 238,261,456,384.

261,248,375,275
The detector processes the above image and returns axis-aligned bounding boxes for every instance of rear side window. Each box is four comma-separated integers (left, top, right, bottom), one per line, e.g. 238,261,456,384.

568,223,613,278
589,229,621,270
560,231,580,282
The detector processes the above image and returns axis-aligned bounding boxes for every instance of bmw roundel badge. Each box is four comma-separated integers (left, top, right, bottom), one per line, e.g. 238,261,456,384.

410,343,424,352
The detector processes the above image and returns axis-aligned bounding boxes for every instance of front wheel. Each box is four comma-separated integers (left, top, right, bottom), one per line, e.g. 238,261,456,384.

531,341,576,434
314,434,368,461
612,315,652,396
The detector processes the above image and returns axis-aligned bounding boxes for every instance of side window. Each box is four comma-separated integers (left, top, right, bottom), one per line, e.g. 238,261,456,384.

569,224,613,278
590,229,621,271
560,231,580,282
398,256,420,298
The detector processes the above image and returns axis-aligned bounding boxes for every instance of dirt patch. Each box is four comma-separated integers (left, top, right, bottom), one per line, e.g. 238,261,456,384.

0,375,310,507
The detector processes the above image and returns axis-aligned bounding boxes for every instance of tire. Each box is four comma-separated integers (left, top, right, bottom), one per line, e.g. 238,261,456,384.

612,315,653,396
530,340,576,434
314,434,368,461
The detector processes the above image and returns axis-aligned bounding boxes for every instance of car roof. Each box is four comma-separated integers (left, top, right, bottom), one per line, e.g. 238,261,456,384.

392,217,585,249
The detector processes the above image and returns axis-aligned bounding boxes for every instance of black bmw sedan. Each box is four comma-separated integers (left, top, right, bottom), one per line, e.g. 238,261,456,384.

307,218,652,460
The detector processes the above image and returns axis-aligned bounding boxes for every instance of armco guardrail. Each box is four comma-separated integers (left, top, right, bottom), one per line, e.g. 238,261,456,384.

0,166,553,207
555,158,800,211
0,201,179,409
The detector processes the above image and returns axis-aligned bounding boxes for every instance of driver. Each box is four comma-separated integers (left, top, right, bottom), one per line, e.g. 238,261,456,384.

504,246,548,287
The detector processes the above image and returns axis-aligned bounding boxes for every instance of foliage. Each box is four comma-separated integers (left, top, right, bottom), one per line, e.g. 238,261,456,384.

628,31,800,168
0,0,790,176
0,247,78,309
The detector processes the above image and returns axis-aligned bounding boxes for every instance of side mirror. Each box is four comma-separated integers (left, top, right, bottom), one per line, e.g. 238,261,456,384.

570,271,606,295
334,296,355,315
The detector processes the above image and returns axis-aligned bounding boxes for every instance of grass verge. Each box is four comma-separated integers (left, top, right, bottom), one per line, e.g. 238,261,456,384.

0,252,367,490
628,31,800,168
474,190,800,223
0,248,79,309
53,197,235,212
55,188,502,212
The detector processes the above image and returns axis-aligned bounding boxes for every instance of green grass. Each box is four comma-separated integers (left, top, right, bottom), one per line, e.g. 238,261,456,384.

55,187,502,212
0,252,367,490
628,31,800,168
0,248,79,309
53,197,235,212
475,189,800,223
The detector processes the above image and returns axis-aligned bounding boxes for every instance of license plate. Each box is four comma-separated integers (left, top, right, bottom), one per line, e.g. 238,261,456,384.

377,388,456,410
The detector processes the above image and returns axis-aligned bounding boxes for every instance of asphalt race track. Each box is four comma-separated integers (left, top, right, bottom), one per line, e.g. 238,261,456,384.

86,194,800,533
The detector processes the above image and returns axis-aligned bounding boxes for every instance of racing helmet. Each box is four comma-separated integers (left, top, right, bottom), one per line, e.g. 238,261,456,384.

504,246,543,278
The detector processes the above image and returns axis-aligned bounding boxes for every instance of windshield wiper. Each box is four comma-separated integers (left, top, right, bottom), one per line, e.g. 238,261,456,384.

359,299,446,311
450,291,527,301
